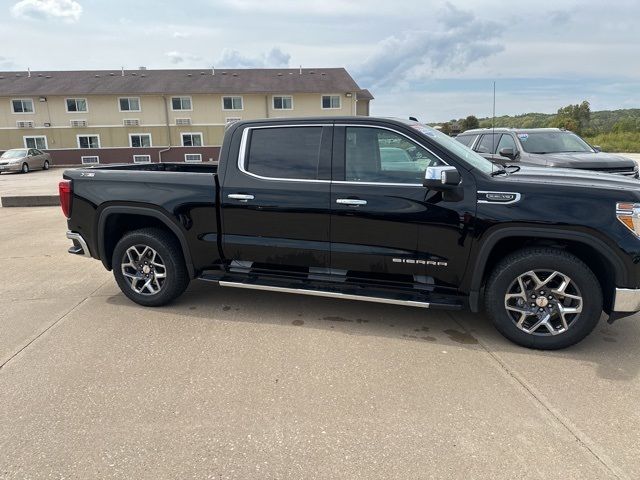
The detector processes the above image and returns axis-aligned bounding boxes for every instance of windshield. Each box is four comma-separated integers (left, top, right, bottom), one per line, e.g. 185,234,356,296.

1,149,27,159
409,124,495,174
518,131,593,154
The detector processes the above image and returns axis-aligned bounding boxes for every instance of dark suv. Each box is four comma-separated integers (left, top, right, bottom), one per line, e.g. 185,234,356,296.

456,127,638,178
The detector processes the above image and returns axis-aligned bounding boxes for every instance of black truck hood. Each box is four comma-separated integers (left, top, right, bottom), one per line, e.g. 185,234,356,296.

493,165,640,192
528,151,636,169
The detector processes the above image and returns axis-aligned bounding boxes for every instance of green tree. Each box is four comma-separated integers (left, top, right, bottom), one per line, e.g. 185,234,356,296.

461,115,479,131
440,122,451,135
553,100,591,134
612,118,638,133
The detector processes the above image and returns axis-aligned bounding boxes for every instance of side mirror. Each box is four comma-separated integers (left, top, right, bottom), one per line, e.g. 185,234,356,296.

423,166,461,189
498,147,517,160
593,145,602,152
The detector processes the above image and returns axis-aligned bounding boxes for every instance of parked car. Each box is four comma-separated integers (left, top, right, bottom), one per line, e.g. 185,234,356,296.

455,128,638,177
61,117,640,350
0,148,51,173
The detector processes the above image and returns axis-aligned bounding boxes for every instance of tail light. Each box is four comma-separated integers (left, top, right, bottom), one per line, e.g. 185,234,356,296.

59,180,73,218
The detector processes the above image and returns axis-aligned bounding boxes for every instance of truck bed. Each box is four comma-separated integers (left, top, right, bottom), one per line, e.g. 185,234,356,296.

83,162,218,174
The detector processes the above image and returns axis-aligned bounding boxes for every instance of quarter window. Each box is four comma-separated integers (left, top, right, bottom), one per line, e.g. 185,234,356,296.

12,99,34,113
129,134,152,148
172,97,192,110
77,135,100,149
66,98,87,112
24,136,47,150
181,133,203,146
119,97,141,111
345,127,444,184
222,96,243,110
321,95,341,109
245,127,323,180
273,96,293,110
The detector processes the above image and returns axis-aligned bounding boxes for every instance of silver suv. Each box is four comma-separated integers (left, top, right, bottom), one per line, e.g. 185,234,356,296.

455,128,638,178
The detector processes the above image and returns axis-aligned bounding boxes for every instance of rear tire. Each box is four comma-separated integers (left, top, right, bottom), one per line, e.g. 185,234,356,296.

112,228,190,307
484,248,602,350
43,160,50,170
21,163,29,173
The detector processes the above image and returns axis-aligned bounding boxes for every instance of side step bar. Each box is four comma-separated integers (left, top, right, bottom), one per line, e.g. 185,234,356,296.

218,281,432,309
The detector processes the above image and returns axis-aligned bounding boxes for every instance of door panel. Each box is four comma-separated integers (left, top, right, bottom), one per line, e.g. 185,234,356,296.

221,124,333,270
330,125,476,290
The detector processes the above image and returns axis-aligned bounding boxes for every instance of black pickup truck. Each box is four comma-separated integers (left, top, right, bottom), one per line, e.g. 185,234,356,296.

61,117,640,349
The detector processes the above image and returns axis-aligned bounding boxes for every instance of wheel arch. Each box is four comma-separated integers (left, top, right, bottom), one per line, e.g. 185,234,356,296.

97,205,195,278
467,227,625,313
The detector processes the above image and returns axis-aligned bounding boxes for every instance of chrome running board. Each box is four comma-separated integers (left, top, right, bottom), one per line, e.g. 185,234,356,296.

218,281,431,308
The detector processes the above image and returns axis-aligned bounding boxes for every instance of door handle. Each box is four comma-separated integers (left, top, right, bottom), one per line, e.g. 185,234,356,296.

336,198,367,206
228,193,255,201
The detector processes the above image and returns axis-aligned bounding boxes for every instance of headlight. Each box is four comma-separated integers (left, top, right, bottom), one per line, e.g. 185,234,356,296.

616,202,640,236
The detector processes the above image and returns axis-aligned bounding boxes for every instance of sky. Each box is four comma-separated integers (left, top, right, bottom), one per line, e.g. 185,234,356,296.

1,0,639,122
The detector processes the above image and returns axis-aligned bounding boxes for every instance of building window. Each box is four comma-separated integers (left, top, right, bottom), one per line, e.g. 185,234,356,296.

77,135,100,149
321,95,341,109
24,136,48,150
129,134,152,148
273,96,293,110
12,99,34,113
172,96,192,111
225,117,241,127
133,155,151,164
66,98,88,112
185,153,202,163
181,133,203,146
222,96,243,110
81,156,100,165
119,97,141,112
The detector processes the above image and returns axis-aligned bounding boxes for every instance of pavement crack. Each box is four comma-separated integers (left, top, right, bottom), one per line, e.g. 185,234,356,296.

446,312,628,480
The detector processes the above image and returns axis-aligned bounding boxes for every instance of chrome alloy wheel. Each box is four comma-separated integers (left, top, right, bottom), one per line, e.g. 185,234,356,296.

121,245,167,295
504,270,583,336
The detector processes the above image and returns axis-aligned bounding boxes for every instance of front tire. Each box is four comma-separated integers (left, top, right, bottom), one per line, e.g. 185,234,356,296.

21,163,29,173
485,248,602,350
112,228,190,307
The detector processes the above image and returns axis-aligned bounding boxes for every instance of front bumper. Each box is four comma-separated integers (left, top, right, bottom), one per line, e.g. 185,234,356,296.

613,288,640,312
66,231,91,258
0,163,22,172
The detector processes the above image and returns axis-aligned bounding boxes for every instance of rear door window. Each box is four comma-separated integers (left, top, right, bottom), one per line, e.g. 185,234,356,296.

246,127,323,180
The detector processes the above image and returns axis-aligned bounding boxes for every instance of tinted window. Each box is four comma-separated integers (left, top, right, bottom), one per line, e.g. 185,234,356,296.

476,134,500,154
246,127,323,179
496,134,517,154
345,127,444,184
518,131,593,153
455,134,477,147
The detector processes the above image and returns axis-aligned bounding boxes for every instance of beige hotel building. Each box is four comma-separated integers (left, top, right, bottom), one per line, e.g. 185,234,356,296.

0,67,373,165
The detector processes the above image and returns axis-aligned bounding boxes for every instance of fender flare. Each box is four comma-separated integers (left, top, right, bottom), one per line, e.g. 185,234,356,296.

97,205,195,278
467,227,626,312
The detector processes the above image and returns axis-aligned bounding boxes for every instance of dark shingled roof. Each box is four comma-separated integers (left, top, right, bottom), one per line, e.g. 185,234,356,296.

357,89,374,100
0,68,370,97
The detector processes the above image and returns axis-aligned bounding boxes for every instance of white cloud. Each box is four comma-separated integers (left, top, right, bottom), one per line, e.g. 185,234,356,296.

166,51,203,65
217,47,290,68
356,3,504,90
11,0,82,22
172,31,190,39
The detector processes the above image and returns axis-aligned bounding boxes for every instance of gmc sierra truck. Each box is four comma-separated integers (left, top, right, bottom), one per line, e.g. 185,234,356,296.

61,117,640,349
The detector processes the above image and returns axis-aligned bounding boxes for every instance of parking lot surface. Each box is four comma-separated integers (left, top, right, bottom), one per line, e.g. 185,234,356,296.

1,207,639,479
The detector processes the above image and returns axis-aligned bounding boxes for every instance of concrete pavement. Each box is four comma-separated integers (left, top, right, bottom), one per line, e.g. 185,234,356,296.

0,207,639,479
